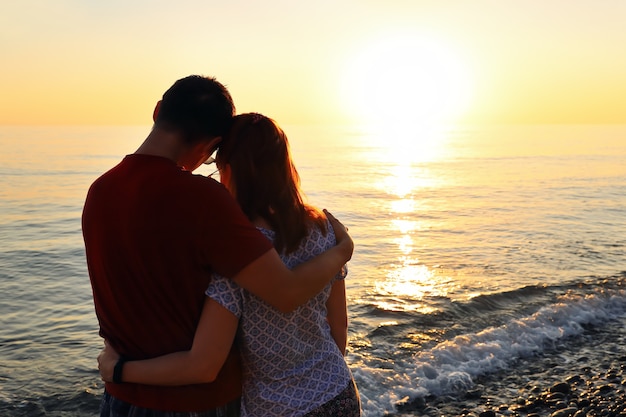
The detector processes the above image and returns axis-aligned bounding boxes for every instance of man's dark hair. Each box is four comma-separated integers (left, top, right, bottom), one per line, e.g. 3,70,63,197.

155,75,235,143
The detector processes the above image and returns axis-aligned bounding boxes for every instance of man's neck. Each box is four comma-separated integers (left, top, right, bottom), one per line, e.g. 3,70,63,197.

135,128,186,163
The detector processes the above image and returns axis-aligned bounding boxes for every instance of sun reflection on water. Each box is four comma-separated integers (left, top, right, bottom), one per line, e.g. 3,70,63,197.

390,199,415,214
369,125,456,313
393,234,413,256
391,218,419,234
374,263,448,314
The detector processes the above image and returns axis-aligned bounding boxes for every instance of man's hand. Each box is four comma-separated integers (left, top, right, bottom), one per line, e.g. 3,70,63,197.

324,209,353,262
97,340,120,382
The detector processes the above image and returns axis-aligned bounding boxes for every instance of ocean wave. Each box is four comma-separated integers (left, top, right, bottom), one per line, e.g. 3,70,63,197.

353,273,626,416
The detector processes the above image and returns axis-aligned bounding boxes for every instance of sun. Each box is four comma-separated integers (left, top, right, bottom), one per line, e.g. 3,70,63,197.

341,34,473,131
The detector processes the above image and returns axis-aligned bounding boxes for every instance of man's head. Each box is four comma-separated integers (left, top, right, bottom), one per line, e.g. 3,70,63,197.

154,75,235,144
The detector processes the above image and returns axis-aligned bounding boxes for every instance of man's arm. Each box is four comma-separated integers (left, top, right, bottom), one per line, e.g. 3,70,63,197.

98,298,238,385
233,210,353,313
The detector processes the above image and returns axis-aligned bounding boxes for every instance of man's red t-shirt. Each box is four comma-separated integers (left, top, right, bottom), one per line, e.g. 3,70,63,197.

82,154,273,412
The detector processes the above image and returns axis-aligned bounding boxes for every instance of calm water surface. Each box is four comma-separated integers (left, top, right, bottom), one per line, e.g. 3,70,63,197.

1,124,625,416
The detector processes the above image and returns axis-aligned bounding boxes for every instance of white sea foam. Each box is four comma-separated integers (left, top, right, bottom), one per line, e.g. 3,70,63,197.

354,288,626,416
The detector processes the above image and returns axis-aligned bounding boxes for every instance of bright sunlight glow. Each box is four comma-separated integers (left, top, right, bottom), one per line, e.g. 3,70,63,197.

341,34,473,131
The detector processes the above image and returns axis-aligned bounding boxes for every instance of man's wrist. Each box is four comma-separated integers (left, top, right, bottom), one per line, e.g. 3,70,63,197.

112,356,128,383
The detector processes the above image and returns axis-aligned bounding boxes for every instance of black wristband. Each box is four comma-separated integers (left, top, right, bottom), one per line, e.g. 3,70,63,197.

112,356,128,384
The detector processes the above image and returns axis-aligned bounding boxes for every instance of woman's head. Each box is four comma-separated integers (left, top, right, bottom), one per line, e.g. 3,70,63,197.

216,113,297,203
216,113,325,253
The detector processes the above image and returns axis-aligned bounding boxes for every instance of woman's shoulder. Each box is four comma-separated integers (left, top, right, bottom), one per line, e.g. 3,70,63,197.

301,219,336,251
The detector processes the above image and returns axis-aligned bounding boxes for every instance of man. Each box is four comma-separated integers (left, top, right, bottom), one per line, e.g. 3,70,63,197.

82,75,353,416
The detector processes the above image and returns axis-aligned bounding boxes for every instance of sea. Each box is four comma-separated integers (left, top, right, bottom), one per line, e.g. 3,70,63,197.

1,124,625,416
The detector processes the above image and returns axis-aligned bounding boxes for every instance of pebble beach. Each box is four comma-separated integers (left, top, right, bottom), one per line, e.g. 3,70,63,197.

391,317,626,417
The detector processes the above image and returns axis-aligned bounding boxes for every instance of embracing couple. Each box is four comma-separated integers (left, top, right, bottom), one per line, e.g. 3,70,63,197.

82,75,361,417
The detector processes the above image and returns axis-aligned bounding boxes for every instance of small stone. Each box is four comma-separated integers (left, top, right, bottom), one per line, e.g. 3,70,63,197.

530,385,543,394
551,401,567,411
577,398,591,407
465,387,483,399
595,384,614,394
551,382,572,395
546,392,567,403
566,375,584,385
550,407,578,417
478,411,496,417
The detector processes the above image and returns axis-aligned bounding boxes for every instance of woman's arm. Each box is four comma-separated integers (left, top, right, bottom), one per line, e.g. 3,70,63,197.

98,297,238,385
326,279,348,355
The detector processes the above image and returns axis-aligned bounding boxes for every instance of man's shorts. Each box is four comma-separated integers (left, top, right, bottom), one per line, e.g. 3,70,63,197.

100,391,241,417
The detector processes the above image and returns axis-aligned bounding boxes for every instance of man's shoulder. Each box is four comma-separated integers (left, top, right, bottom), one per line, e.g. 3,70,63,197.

178,172,230,197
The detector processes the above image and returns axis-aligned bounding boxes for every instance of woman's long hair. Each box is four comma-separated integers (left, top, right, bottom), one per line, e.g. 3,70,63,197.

216,113,327,254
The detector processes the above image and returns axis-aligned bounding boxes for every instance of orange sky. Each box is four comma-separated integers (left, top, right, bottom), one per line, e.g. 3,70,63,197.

1,1,626,126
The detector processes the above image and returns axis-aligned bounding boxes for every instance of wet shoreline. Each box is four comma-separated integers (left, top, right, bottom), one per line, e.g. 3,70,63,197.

3,318,626,417
390,318,626,416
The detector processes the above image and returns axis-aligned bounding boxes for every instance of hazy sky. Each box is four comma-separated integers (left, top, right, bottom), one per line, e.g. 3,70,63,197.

2,1,626,125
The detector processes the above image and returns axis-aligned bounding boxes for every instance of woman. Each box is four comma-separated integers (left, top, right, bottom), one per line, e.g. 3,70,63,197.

98,113,361,417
